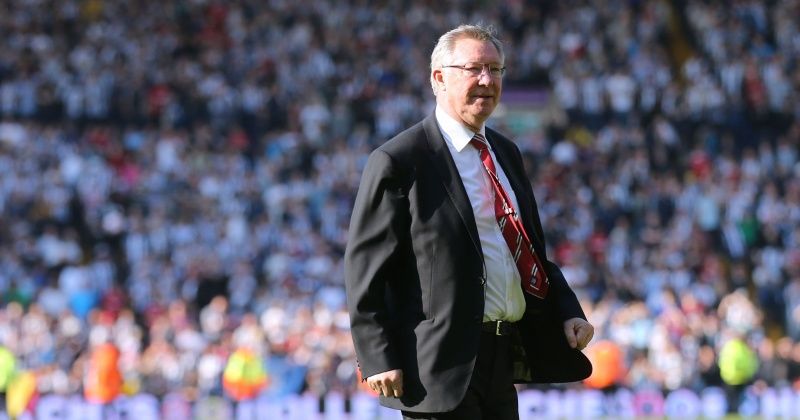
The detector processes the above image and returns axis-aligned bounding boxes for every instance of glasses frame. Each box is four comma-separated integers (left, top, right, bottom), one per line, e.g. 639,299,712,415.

441,63,506,78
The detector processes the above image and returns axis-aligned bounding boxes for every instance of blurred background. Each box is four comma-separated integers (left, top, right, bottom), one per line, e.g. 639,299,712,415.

0,0,798,418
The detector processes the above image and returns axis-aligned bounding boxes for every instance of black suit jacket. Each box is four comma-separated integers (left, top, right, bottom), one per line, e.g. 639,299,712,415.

345,114,592,413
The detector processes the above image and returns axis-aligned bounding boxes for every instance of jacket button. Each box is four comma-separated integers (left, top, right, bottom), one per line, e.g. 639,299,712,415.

479,276,486,286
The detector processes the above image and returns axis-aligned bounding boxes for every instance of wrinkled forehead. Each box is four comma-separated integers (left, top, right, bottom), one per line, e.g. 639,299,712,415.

449,37,503,64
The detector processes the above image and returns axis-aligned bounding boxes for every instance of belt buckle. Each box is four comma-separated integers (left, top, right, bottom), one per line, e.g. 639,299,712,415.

495,320,503,336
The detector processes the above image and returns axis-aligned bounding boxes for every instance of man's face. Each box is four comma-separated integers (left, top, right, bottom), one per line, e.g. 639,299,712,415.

433,37,503,131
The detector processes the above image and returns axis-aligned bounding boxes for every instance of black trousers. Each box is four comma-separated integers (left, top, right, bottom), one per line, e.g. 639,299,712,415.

402,331,519,420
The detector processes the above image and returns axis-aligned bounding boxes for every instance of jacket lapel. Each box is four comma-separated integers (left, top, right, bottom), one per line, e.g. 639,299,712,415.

422,115,483,257
485,131,547,253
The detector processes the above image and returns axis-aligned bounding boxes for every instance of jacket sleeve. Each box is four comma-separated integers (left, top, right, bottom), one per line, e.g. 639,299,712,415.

344,149,410,379
545,260,587,321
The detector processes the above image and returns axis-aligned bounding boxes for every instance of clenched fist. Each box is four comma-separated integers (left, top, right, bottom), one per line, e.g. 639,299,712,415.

563,317,594,351
366,369,404,398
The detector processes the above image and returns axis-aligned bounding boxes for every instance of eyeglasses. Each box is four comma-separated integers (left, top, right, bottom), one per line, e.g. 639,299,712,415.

442,63,506,78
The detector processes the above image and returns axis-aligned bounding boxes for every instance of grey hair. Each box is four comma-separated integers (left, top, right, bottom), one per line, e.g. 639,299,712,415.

429,24,505,94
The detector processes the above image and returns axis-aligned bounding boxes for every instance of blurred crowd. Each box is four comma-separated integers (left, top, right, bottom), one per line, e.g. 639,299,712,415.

0,0,798,407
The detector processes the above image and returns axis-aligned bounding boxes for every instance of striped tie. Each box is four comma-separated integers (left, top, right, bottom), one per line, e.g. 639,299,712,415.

471,133,549,299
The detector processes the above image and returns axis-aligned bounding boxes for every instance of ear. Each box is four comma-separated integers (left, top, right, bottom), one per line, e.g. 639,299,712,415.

432,69,446,91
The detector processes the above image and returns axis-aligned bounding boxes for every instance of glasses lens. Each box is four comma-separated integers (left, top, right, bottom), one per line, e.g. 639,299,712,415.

445,64,504,78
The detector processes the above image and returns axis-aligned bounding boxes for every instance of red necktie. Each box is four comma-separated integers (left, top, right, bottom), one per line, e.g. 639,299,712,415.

471,133,549,299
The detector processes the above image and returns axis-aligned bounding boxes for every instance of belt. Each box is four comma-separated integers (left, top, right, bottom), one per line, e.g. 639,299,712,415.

481,320,514,336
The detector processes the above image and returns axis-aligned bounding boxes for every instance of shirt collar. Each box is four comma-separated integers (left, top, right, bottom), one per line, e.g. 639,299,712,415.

435,106,486,153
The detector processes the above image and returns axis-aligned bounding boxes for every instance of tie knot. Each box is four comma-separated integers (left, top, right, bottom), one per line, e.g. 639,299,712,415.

470,134,488,152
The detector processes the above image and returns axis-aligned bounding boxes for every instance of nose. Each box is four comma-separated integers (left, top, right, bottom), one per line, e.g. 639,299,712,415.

477,71,493,86
477,66,494,85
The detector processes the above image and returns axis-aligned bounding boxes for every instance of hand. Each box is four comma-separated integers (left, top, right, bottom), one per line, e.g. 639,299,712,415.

563,317,594,351
366,369,404,398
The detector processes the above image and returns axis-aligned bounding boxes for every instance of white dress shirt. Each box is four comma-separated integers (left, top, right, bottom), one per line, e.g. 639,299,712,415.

435,106,526,322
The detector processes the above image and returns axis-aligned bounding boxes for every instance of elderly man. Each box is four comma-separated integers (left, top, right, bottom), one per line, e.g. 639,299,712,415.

345,24,594,420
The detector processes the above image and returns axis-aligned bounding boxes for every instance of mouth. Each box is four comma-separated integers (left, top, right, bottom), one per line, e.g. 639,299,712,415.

471,94,494,101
